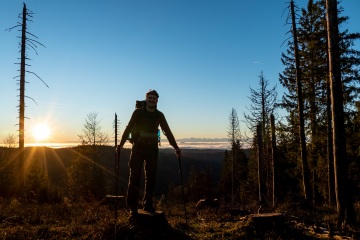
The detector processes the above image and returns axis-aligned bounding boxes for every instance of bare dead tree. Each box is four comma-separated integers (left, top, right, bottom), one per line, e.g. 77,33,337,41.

6,3,47,195
325,0,356,226
244,71,277,202
270,114,277,208
290,0,312,202
78,112,109,146
3,134,17,149
257,124,266,208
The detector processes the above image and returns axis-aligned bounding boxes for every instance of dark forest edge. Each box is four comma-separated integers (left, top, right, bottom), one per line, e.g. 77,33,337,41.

0,145,227,203
1,146,360,239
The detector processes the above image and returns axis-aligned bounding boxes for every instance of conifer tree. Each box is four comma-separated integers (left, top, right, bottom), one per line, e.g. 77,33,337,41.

218,150,231,202
218,109,248,204
279,0,360,204
227,108,240,204
326,0,356,225
290,0,312,202
187,165,214,202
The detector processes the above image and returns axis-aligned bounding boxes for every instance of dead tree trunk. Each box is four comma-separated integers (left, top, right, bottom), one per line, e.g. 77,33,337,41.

270,114,277,208
257,124,266,207
6,3,47,196
290,0,312,202
325,0,356,225
18,3,27,196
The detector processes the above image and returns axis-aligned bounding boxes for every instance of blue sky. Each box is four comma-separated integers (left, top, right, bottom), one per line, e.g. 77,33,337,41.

0,0,359,144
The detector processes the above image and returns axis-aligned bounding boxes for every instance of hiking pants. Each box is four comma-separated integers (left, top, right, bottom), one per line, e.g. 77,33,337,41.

127,146,158,212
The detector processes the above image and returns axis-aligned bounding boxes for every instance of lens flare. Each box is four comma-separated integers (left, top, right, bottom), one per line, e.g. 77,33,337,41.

32,124,51,141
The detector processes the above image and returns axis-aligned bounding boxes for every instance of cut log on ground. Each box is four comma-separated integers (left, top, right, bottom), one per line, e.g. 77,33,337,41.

101,195,125,205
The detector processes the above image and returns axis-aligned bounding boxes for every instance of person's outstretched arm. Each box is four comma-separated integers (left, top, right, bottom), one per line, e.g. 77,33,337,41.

118,110,138,149
159,113,181,156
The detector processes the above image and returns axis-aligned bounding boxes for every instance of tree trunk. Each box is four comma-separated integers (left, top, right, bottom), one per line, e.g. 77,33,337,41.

326,70,336,206
18,3,27,196
326,0,356,226
290,0,312,202
257,124,266,207
270,114,277,208
309,77,318,205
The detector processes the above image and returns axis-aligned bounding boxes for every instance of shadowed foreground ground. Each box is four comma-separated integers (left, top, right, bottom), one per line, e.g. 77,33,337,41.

1,199,359,239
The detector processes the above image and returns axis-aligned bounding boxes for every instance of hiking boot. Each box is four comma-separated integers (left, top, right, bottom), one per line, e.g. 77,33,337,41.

128,210,138,225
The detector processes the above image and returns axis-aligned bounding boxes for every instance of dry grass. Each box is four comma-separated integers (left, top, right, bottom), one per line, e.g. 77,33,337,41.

0,199,359,239
0,198,126,239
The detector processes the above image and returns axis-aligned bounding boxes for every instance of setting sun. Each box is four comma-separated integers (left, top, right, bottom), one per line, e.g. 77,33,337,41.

32,124,51,141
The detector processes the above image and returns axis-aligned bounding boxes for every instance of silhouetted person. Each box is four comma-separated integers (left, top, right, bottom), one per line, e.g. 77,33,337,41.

117,89,181,222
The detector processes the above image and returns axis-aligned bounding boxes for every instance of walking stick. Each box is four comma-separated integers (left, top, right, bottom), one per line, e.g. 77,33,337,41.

177,155,188,224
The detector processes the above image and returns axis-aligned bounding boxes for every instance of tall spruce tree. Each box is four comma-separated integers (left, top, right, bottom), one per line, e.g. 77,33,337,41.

297,0,328,203
326,0,356,226
290,0,312,202
227,108,240,204
218,109,248,204
279,0,360,205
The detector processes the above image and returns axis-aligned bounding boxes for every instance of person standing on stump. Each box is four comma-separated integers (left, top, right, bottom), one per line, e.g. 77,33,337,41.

117,89,181,221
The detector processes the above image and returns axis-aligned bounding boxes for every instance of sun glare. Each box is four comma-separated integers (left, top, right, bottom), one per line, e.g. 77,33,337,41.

32,124,51,142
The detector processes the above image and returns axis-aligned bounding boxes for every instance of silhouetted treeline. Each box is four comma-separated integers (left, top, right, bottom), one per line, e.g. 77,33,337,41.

1,136,360,208
0,146,226,203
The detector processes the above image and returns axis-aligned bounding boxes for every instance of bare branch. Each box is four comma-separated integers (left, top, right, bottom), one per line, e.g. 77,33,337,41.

26,40,38,49
27,43,39,55
25,31,39,39
25,96,38,105
27,38,45,48
5,25,22,32
281,36,292,47
25,70,49,88
26,10,35,15
281,3,290,18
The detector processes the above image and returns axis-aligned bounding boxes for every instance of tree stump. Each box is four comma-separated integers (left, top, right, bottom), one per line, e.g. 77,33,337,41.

133,209,171,233
128,210,190,240
251,213,284,238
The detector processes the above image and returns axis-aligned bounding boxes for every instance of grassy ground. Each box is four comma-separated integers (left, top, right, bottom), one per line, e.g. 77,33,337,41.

0,198,358,239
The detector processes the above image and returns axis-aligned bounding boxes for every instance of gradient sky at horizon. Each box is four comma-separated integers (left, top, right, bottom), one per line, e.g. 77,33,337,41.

0,0,359,144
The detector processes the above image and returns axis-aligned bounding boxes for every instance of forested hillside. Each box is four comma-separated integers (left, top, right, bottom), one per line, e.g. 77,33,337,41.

0,146,226,202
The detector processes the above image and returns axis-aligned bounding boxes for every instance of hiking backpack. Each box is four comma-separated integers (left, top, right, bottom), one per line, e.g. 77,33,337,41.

127,100,162,145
